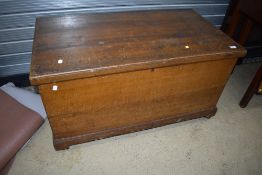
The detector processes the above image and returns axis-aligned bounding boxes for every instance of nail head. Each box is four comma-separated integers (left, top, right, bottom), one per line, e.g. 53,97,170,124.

229,45,237,49
52,85,58,91
58,59,63,64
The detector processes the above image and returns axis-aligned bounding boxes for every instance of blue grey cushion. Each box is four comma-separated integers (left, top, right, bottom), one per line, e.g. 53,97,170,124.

0,83,47,119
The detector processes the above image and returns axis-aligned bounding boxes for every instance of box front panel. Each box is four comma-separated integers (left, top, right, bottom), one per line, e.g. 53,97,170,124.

39,58,236,139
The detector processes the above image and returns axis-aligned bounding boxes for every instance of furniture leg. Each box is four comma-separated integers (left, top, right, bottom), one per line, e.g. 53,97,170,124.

226,4,241,37
238,18,253,45
239,65,262,107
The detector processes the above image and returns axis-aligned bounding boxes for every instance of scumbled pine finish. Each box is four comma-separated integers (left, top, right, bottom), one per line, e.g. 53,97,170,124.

30,9,246,150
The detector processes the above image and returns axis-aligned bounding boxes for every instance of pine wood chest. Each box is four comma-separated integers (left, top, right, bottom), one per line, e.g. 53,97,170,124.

30,9,246,150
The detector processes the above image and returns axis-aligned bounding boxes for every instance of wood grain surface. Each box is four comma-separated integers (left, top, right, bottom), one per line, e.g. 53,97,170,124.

30,9,246,85
39,58,236,149
30,10,246,150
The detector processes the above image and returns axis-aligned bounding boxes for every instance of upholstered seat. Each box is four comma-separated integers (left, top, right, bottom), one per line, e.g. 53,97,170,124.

0,89,44,175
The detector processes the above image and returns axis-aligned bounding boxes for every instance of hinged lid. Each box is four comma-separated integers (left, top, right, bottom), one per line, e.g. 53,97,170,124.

30,9,246,85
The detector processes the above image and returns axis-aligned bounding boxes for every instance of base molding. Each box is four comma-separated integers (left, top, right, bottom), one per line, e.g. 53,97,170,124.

53,107,217,150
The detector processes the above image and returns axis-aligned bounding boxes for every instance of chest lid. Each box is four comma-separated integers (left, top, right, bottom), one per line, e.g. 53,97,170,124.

30,9,246,85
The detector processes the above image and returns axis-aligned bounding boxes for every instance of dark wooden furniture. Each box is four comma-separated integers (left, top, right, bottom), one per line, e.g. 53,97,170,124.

224,0,262,107
225,0,262,45
239,65,262,107
30,10,246,150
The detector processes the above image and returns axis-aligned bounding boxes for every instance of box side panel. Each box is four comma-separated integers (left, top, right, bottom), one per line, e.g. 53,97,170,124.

39,58,236,139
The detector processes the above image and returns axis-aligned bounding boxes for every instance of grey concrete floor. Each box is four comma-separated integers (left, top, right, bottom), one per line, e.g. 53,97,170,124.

9,63,262,175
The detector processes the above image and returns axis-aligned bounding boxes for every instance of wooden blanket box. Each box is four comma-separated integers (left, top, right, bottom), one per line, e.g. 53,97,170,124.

30,9,246,150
